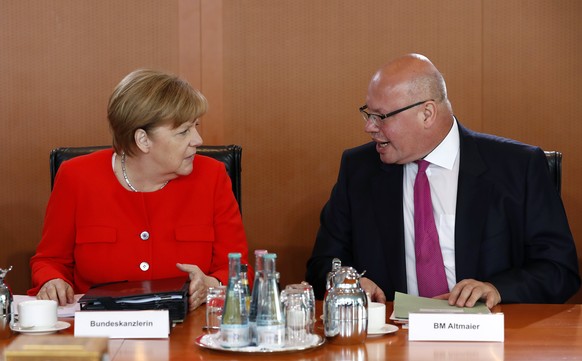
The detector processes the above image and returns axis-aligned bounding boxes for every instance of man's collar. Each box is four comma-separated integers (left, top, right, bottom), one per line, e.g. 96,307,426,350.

424,116,459,170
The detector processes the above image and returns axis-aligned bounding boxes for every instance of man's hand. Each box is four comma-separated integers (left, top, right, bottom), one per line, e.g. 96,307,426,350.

36,278,74,306
360,277,386,303
435,279,501,308
176,263,220,311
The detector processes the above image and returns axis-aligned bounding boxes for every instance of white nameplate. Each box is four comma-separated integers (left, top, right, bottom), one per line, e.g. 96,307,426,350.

74,310,170,339
408,313,504,342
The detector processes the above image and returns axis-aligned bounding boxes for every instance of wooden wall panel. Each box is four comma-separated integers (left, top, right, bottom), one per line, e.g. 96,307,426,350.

222,0,482,289
198,0,224,144
483,0,582,302
0,0,200,293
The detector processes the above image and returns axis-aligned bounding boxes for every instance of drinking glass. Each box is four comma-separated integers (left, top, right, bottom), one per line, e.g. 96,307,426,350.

282,289,310,345
205,285,226,333
283,282,316,333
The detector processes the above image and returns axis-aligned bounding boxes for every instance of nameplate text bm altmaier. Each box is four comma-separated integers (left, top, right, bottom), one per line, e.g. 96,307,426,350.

408,313,504,342
74,310,170,338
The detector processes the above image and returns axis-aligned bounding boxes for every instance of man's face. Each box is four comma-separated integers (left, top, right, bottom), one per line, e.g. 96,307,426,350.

363,91,427,165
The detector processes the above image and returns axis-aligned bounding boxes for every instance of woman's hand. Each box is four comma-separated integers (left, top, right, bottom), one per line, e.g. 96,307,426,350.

176,263,221,311
36,278,74,306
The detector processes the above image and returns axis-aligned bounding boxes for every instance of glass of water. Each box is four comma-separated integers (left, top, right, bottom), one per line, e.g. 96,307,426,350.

205,285,226,333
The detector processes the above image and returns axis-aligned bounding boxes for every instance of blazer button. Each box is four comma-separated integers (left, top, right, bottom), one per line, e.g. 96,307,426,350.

139,262,150,271
140,231,150,240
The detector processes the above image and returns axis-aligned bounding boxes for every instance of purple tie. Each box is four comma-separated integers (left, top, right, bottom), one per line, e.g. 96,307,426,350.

414,160,448,297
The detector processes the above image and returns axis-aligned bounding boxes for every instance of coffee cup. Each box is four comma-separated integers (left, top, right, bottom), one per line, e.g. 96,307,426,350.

367,302,386,331
17,300,58,329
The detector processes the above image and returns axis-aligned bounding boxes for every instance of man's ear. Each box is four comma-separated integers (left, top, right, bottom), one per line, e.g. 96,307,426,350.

422,100,438,129
134,129,150,153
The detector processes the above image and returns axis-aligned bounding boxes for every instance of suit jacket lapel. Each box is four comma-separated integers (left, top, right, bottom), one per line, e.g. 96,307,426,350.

372,163,408,293
455,123,492,280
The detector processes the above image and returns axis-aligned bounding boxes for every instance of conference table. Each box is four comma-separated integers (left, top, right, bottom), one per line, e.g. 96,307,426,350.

2,302,582,360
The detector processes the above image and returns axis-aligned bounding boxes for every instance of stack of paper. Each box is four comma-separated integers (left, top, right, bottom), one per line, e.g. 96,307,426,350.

13,294,83,318
391,292,490,324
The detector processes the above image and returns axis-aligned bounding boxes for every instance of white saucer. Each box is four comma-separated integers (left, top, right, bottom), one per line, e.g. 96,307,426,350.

367,324,399,336
10,321,71,335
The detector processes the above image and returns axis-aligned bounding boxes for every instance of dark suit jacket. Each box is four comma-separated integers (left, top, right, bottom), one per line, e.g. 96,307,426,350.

306,122,580,302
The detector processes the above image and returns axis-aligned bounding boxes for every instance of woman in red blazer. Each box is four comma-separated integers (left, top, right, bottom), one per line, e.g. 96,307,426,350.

28,69,250,311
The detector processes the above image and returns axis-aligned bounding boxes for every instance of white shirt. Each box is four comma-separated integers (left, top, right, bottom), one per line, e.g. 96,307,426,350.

403,117,460,295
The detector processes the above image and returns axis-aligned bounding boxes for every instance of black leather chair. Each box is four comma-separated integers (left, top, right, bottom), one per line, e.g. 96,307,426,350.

49,145,243,210
544,150,562,195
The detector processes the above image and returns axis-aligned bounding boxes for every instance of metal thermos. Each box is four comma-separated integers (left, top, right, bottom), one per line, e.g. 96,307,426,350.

322,258,341,324
0,266,13,338
323,265,368,345
325,258,342,292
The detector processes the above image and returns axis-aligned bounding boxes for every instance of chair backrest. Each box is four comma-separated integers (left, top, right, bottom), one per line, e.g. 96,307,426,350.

49,145,243,210
544,150,562,195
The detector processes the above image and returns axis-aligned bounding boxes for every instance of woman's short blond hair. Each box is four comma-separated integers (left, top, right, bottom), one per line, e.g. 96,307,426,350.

107,69,208,156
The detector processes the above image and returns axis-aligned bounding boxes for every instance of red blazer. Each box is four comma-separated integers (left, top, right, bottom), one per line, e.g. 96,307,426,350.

28,149,251,295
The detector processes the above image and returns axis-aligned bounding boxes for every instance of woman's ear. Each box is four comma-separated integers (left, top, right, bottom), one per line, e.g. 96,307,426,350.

134,129,150,153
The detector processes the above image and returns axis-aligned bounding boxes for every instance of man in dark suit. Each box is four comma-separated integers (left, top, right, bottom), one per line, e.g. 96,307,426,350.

306,54,580,308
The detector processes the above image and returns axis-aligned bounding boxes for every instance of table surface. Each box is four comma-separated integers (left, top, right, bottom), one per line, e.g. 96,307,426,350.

2,302,582,361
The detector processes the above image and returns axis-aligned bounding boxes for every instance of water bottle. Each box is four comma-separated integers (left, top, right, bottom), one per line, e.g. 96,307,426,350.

248,249,268,345
240,264,251,313
220,253,250,347
0,266,13,339
256,253,285,348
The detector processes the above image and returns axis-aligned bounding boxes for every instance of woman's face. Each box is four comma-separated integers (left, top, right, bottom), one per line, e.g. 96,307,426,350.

145,119,203,177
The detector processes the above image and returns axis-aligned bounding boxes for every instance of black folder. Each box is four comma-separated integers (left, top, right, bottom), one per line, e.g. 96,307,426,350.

78,277,189,323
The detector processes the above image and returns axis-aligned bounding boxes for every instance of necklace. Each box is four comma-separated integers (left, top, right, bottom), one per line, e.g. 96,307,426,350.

120,152,168,192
